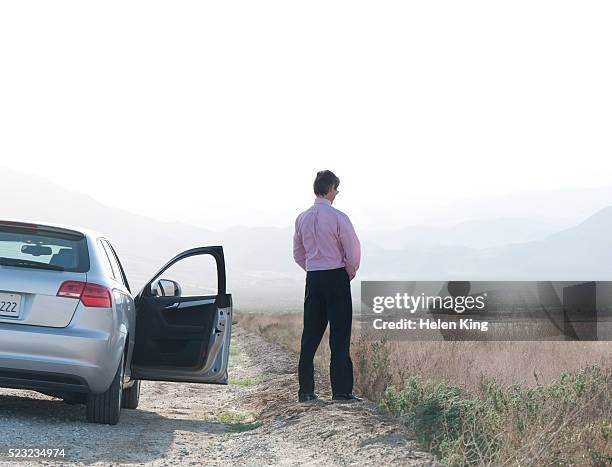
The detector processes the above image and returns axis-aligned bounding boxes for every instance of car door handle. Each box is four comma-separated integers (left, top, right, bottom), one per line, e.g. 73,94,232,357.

163,299,215,311
177,299,216,308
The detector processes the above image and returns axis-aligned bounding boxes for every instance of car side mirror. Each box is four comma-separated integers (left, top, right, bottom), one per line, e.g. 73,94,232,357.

151,279,182,297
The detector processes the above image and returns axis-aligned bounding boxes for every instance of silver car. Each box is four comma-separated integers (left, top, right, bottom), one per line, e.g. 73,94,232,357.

0,219,232,425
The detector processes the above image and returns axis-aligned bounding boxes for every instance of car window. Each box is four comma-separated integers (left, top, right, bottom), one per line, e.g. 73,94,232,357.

155,253,219,297
0,226,89,272
103,240,130,291
98,240,116,279
100,240,122,284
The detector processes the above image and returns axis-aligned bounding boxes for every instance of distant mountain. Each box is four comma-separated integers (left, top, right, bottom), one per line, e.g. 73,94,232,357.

482,206,612,280
1,168,302,309
358,206,612,281
2,167,611,310
361,217,558,250
427,186,612,228
2,168,219,282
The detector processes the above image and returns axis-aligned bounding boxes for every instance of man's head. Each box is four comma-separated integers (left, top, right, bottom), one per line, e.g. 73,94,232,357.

313,170,340,203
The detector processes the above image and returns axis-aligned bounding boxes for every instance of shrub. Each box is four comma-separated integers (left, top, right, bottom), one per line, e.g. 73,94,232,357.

380,367,611,466
353,334,393,400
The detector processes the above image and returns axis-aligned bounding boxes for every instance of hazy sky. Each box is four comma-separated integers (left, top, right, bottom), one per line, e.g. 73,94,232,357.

1,2,611,230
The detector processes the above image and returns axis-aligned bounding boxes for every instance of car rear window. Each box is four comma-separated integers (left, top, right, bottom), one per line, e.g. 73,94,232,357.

0,227,90,273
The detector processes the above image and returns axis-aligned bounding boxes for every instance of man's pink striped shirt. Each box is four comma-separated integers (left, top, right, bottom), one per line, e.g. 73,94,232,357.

293,198,361,280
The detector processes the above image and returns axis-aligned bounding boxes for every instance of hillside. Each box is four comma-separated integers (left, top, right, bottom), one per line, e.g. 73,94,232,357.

2,167,612,309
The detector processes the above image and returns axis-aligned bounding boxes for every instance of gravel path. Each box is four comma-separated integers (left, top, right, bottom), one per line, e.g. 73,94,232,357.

0,325,437,466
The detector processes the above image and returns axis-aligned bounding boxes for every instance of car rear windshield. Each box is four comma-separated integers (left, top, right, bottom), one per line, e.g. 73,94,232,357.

0,227,90,273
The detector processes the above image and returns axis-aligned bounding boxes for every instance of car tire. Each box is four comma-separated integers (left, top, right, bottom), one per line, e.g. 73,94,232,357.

86,356,123,425
122,380,140,409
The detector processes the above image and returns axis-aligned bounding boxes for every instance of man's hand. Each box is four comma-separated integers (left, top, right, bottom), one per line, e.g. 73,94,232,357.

345,266,356,281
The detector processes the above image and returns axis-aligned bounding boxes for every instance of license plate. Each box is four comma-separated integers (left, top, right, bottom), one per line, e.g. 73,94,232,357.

0,293,22,318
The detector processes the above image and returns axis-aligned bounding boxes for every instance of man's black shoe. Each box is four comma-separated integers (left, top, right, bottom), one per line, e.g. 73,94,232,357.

332,393,362,402
298,393,319,403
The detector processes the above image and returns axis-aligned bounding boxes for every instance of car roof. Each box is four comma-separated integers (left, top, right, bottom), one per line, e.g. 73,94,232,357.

0,218,106,240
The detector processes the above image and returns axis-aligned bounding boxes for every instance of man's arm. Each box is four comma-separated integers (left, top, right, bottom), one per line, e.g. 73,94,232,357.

293,217,307,271
339,214,361,280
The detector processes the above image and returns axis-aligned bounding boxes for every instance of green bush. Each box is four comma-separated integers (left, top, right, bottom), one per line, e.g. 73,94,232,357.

380,366,611,466
354,335,393,400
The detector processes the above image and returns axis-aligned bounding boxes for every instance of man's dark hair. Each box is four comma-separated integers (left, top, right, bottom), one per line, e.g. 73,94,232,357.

313,170,340,196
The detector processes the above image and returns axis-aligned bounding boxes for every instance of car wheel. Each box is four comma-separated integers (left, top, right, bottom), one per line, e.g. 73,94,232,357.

86,356,123,425
122,380,140,409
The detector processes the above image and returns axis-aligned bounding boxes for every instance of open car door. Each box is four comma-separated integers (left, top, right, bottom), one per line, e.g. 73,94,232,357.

131,246,232,384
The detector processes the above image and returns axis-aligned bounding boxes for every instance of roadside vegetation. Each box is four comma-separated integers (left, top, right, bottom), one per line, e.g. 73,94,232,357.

239,312,612,466
216,410,262,432
229,373,271,386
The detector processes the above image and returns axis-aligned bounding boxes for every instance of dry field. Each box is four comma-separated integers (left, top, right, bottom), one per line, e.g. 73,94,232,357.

239,312,612,466
239,312,611,387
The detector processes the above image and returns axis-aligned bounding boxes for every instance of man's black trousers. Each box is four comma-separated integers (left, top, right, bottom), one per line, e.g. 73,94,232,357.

298,267,353,396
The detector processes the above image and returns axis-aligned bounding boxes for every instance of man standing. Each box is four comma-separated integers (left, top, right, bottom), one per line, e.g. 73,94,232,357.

293,170,361,402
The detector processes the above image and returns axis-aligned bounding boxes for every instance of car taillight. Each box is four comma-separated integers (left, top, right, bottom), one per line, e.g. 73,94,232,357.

57,281,86,298
57,281,112,308
81,283,112,308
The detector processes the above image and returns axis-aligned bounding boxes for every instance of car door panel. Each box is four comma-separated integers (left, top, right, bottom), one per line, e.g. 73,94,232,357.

131,246,232,384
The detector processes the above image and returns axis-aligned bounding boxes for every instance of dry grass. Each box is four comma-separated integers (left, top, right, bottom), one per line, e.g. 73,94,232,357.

238,311,612,466
239,312,611,387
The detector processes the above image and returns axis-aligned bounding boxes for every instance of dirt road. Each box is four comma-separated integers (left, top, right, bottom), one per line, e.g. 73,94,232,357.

0,325,436,466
